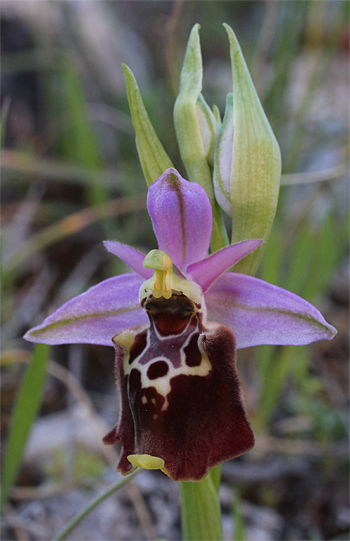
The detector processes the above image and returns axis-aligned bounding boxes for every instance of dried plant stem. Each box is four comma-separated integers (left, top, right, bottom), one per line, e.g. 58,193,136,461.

1,149,119,187
280,165,347,186
3,194,146,275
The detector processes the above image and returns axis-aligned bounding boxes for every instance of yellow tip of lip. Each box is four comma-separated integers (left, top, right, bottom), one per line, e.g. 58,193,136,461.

127,454,165,471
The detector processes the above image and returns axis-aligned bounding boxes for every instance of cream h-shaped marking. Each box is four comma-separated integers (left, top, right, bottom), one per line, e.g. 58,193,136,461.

115,249,211,412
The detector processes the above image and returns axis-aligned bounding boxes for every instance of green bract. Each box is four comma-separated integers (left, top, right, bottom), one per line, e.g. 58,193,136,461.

123,23,281,273
123,64,173,185
214,25,282,275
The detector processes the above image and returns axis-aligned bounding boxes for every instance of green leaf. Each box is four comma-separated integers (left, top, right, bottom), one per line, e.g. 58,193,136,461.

180,474,223,541
1,344,50,509
123,64,173,186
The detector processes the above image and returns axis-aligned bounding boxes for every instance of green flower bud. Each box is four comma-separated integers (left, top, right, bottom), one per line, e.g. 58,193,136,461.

214,25,282,275
213,92,234,216
174,24,228,252
196,94,219,167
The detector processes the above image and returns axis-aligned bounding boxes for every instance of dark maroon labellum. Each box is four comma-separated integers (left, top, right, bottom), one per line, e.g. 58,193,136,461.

103,293,254,481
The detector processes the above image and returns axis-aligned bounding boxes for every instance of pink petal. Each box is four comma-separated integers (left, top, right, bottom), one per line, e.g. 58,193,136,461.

24,274,147,346
104,241,152,279
186,239,262,291
205,273,337,349
147,168,212,271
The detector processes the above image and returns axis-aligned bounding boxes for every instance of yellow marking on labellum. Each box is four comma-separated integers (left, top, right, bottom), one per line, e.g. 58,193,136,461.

127,454,165,470
143,249,173,299
113,329,138,351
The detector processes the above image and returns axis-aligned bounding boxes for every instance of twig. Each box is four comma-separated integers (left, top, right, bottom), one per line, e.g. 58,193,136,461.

281,164,347,186
1,148,119,187
9,483,69,501
255,434,348,457
3,193,146,274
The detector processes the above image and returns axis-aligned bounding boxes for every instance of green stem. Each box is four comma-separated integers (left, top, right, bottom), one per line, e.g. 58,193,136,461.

53,469,141,541
180,472,223,541
209,464,222,493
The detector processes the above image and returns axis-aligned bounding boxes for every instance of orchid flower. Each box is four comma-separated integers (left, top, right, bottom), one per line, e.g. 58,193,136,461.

24,168,336,482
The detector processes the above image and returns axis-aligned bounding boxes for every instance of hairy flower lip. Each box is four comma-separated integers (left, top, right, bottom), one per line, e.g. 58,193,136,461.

111,293,254,481
143,294,197,317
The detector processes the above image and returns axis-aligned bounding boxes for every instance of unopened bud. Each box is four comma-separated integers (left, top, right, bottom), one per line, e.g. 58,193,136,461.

214,25,281,275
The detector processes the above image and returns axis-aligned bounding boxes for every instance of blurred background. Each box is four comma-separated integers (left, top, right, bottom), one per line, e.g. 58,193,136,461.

1,1,349,540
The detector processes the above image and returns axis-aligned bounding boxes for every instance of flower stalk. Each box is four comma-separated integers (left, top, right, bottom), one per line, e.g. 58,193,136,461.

180,474,223,541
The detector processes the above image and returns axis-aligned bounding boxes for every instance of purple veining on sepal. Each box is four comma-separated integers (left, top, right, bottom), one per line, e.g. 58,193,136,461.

147,168,212,271
205,273,337,349
104,241,152,279
186,239,262,291
24,274,147,346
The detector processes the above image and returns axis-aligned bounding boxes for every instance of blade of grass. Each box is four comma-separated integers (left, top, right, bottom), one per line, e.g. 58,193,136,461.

1,97,11,147
233,490,246,541
301,211,347,302
258,203,347,425
1,344,50,510
259,221,283,286
56,53,112,236
263,1,307,135
259,345,296,424
285,218,315,296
